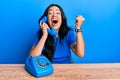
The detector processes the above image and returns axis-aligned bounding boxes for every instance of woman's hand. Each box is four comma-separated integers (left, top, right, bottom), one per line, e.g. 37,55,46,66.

40,20,49,35
76,15,85,29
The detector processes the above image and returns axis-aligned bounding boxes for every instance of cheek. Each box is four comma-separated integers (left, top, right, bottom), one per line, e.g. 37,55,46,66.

59,15,62,21
59,17,62,24
48,17,52,24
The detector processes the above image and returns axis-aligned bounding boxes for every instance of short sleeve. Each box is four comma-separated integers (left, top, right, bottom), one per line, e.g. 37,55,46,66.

67,29,76,46
32,32,40,46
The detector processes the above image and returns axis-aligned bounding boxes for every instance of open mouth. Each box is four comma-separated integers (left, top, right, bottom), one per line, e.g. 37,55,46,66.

52,20,58,24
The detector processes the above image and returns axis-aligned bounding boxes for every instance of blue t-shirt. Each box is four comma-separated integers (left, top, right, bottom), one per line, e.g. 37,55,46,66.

32,30,76,64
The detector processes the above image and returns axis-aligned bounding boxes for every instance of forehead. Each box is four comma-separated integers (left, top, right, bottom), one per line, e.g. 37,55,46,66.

48,6,60,11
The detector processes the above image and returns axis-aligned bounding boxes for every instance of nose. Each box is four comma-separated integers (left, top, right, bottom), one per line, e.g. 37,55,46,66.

52,12,57,17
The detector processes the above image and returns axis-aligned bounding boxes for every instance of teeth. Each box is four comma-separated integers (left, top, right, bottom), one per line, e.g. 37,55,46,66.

52,19,57,21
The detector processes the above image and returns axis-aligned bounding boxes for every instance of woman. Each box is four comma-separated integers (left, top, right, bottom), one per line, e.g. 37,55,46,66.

29,4,85,64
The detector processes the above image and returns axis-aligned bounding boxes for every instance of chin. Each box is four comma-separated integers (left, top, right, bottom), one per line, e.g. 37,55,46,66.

51,26,59,29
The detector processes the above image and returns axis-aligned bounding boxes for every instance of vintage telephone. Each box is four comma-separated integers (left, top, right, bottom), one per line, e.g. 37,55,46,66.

41,16,57,36
25,55,54,77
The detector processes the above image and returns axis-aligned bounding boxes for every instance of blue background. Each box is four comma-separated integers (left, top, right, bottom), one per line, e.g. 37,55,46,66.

0,0,120,63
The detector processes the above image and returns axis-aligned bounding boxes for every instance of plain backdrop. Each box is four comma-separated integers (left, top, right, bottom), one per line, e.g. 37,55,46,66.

0,0,120,63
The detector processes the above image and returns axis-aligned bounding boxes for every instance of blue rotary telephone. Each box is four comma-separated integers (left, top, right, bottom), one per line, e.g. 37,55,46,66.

25,55,54,77
41,16,57,36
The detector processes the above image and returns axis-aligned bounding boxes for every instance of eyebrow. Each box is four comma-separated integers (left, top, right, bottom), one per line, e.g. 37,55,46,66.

48,9,60,12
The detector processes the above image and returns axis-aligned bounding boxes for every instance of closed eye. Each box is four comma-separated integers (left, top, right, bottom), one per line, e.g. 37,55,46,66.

48,11,53,15
56,11,61,14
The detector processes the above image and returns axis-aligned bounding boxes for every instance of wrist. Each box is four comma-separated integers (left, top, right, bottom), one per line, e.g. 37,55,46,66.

75,28,82,32
76,25,82,29
42,33,48,38
76,27,81,29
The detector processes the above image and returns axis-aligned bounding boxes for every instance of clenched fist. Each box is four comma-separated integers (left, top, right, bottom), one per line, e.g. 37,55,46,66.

76,15,85,29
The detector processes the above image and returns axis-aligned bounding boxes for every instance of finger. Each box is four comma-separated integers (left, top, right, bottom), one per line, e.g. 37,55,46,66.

42,23,49,28
76,15,81,17
46,24,50,29
76,16,85,22
40,20,46,28
76,15,80,22
40,20,42,26
76,19,78,23
80,16,85,21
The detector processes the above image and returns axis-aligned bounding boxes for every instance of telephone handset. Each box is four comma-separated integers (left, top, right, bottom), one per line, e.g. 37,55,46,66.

25,55,54,77
41,16,57,36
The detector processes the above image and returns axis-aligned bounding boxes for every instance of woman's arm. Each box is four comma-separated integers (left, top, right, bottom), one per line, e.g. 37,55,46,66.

70,15,85,57
29,21,49,57
29,34,47,57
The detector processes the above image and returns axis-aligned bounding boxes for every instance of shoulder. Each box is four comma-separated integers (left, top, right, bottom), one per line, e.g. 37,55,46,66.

67,28,76,43
67,28,76,36
66,28,76,43
32,30,41,46
34,30,42,39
